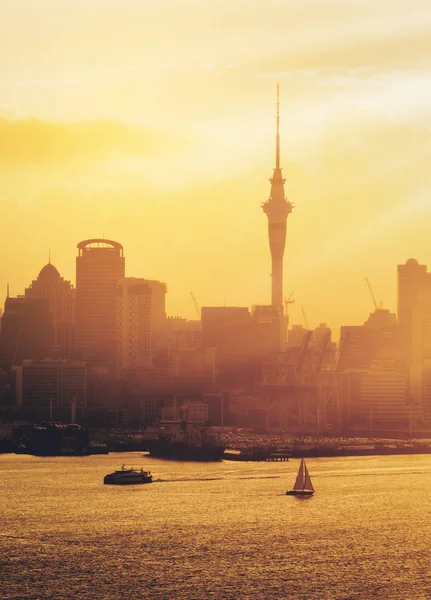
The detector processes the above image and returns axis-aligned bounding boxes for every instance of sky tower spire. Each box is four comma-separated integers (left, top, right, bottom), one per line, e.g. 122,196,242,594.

262,83,293,319
276,81,280,170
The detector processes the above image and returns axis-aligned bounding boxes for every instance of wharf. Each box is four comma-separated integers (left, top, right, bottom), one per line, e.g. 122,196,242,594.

223,450,290,462
223,443,431,461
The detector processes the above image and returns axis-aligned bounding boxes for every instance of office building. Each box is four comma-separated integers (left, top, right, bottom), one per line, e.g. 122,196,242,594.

25,262,75,358
0,297,52,369
116,278,152,376
75,239,125,374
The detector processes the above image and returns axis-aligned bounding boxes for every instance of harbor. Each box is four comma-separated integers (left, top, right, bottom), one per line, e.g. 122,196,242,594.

2,451,431,599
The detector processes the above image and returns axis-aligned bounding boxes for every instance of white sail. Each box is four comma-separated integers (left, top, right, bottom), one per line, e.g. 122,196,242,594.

303,461,314,491
293,458,305,491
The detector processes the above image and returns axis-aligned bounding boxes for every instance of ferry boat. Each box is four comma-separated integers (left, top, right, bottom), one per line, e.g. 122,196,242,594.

143,420,225,461
104,466,153,485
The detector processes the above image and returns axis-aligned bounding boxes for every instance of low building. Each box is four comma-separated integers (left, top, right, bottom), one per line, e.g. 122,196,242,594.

13,359,87,410
180,402,209,423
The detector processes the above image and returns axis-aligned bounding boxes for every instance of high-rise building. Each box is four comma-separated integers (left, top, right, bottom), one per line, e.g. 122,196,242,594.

141,279,167,350
116,278,152,376
115,277,168,378
75,239,125,374
167,318,201,350
0,297,52,369
201,306,275,385
24,262,75,358
397,258,431,414
398,258,431,363
262,84,293,316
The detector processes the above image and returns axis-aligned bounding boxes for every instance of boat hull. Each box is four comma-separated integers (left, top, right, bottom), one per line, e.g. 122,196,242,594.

104,474,152,485
146,440,225,462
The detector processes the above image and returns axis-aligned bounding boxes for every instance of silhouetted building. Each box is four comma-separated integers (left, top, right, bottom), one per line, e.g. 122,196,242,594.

0,297,52,369
75,239,125,374
397,258,431,415
251,305,284,355
287,325,309,348
25,262,75,358
201,306,280,386
398,258,430,358
143,280,167,351
262,84,293,349
180,401,209,423
359,351,415,426
170,347,215,383
201,306,252,382
13,359,86,413
338,309,401,429
116,278,152,377
167,318,201,350
338,309,398,372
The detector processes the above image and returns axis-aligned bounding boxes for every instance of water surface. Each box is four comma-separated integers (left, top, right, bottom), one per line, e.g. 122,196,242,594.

1,453,430,599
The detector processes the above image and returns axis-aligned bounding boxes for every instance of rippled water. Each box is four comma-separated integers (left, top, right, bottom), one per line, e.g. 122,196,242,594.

1,453,431,599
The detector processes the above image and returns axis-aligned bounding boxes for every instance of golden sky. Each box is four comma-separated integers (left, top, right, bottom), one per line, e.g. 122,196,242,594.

1,0,431,330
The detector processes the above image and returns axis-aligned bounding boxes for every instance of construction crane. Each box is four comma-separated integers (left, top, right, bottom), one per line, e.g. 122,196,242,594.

190,292,200,318
365,278,382,311
284,292,294,315
301,305,309,330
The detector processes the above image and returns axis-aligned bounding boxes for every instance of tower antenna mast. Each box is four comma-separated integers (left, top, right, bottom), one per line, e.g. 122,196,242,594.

276,82,280,170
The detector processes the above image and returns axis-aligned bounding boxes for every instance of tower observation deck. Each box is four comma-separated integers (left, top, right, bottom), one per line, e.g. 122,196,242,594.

262,84,293,313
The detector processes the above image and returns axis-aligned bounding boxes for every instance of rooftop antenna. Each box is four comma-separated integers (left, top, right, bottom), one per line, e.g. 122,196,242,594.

48,248,51,264
276,82,280,170
6,282,9,298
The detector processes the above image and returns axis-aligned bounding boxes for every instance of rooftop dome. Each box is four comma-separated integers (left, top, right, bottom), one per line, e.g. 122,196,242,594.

38,263,60,280
405,258,419,267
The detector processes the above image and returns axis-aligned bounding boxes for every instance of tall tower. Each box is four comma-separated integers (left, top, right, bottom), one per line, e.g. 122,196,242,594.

75,239,125,374
25,262,75,358
262,84,293,312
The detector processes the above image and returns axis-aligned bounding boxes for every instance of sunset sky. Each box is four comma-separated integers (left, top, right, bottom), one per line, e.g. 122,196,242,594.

2,0,431,331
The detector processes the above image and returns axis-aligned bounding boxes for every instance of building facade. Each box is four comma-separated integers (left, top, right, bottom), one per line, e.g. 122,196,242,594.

0,297,52,369
25,262,75,358
116,278,152,376
13,359,87,410
75,239,125,374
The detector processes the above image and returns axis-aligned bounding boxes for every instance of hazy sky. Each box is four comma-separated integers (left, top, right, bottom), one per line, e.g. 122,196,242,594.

1,0,431,330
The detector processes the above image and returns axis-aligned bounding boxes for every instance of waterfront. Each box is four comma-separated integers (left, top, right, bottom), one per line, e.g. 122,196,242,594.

2,454,431,599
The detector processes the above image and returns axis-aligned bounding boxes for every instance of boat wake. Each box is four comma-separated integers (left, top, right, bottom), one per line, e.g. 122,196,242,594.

237,475,280,480
153,475,280,483
153,477,224,483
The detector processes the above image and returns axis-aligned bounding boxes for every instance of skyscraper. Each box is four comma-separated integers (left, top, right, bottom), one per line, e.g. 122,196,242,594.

0,297,53,369
262,84,293,312
75,239,125,374
25,262,75,358
397,258,431,412
116,278,152,377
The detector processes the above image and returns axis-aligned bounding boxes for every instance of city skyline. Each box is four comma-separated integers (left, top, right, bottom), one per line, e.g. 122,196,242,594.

2,0,431,330
3,5,431,599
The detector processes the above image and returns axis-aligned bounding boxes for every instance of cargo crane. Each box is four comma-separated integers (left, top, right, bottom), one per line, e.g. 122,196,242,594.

284,292,295,331
284,292,294,316
190,292,200,318
301,305,309,330
365,278,383,310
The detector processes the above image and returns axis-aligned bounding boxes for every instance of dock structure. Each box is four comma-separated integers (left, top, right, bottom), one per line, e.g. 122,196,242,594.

223,450,290,462
265,453,290,461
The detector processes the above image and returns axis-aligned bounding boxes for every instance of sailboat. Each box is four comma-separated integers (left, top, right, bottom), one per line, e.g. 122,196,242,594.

285,458,314,496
